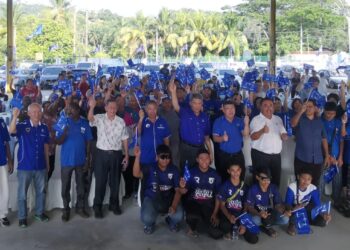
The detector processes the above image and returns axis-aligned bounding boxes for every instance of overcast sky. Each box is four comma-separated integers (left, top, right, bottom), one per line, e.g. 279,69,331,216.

20,0,245,17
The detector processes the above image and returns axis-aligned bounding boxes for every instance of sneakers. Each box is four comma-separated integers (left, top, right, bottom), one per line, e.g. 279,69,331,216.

19,219,27,228
62,210,70,222
34,213,49,222
165,216,179,232
0,217,10,227
143,224,155,235
76,208,90,218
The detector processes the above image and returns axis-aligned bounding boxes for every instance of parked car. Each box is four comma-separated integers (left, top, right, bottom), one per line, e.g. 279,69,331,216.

40,66,65,90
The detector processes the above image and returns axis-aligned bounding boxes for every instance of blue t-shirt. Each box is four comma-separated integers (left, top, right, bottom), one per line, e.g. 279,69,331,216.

179,107,210,145
217,180,248,217
57,117,92,167
185,166,221,203
143,163,180,200
285,182,321,207
246,183,282,212
212,116,244,154
0,118,10,166
13,120,50,171
140,117,171,164
322,117,342,158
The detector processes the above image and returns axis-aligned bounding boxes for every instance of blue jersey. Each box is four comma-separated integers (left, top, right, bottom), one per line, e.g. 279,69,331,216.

143,163,180,201
285,182,321,207
185,166,221,203
140,117,171,164
57,117,92,167
322,117,342,158
217,180,247,217
0,118,10,166
13,120,50,171
246,183,282,212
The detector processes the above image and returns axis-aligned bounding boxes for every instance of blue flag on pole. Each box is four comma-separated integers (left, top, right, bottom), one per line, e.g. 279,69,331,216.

114,66,124,78
239,213,260,234
295,208,311,234
311,201,331,220
247,58,255,68
183,160,191,182
129,75,141,88
309,89,326,108
199,68,211,80
304,64,314,70
26,24,43,41
10,92,23,110
128,126,138,149
127,59,135,67
323,164,339,183
53,111,68,134
284,113,293,136
266,88,276,100
243,98,253,109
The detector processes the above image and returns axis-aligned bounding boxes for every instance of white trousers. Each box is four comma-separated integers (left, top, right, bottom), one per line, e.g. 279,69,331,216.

0,165,9,218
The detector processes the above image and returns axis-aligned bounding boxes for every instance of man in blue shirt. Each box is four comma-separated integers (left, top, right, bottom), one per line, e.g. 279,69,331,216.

177,148,223,239
133,144,183,234
55,102,92,222
9,103,50,228
0,117,13,227
246,167,289,237
291,99,330,186
213,100,249,181
168,78,213,170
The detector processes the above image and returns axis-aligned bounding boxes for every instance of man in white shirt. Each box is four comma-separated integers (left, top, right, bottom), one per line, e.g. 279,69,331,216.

250,98,288,186
88,98,129,218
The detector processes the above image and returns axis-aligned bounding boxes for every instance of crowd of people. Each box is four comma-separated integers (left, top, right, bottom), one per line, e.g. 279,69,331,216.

0,64,349,243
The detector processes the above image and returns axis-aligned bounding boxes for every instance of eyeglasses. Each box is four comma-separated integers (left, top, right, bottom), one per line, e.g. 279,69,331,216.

259,175,271,181
159,154,171,160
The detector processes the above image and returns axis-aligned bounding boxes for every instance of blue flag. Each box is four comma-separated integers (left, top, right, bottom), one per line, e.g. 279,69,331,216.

127,59,135,67
26,24,43,41
284,113,293,136
128,127,138,149
311,201,331,220
263,73,271,82
304,64,314,70
295,208,311,234
183,160,191,182
346,102,350,117
266,88,276,100
114,66,124,78
199,68,211,80
247,58,255,68
10,92,23,110
309,89,326,108
239,213,260,234
134,89,144,108
129,75,141,88
53,111,68,134
324,164,339,183
243,98,253,109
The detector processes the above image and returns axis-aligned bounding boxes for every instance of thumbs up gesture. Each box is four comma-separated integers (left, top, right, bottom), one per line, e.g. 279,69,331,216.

222,130,229,142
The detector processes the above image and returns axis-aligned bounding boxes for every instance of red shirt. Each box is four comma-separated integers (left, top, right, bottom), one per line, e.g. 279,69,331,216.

20,86,39,102
79,81,90,98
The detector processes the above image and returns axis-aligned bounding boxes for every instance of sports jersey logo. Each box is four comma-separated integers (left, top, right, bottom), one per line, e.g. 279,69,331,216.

194,176,200,183
256,194,262,201
81,127,86,134
228,189,232,195
25,128,30,133
157,124,165,129
168,173,173,180
145,123,151,128
41,128,45,133
208,177,214,184
240,190,244,196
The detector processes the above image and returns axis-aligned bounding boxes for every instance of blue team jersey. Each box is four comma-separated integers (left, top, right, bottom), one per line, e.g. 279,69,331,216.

185,166,221,203
322,117,342,158
57,117,93,167
143,163,180,200
140,117,171,164
285,182,321,207
246,183,282,211
217,180,247,217
13,120,50,171
0,118,10,166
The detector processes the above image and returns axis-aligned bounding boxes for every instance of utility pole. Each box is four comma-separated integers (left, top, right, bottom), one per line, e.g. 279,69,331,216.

73,9,77,63
269,0,276,75
85,10,88,61
300,23,303,54
6,0,14,93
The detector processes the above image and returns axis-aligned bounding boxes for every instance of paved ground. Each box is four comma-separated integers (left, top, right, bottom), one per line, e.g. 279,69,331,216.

0,197,349,250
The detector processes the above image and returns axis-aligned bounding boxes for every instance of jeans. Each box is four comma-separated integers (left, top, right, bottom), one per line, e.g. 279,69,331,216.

252,209,289,226
17,169,47,220
141,196,183,227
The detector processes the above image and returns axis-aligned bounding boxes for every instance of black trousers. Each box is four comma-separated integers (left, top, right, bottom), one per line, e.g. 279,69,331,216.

219,214,258,244
294,157,322,187
61,166,85,210
251,149,281,187
217,150,245,182
122,156,138,196
179,142,203,172
93,148,123,209
185,199,223,239
47,154,55,180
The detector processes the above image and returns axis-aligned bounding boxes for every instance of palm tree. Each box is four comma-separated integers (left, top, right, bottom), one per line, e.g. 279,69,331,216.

49,0,71,24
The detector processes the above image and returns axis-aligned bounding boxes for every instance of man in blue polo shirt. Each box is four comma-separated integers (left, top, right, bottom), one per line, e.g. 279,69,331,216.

55,102,92,222
168,78,212,170
0,117,13,227
9,103,50,228
213,100,249,181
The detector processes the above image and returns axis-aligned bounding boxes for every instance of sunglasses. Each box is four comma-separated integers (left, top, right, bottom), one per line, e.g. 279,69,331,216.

159,154,171,160
259,175,271,181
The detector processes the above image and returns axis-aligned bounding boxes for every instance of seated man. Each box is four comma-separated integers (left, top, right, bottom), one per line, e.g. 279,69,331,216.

177,148,223,239
133,144,183,235
285,168,332,236
218,163,258,244
246,167,289,237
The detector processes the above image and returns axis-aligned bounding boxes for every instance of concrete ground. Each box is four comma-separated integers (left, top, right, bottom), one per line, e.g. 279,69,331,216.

0,197,349,250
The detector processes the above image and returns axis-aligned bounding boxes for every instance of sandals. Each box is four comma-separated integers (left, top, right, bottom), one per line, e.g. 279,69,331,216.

260,226,277,238
187,229,199,238
287,224,296,236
